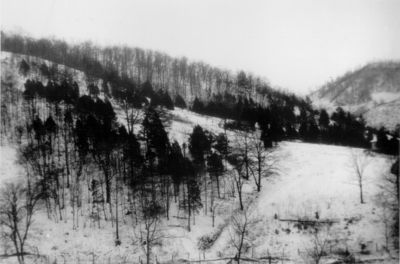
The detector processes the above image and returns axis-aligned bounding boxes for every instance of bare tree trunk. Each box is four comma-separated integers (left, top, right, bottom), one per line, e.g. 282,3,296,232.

116,177,119,241
360,183,364,204
204,173,207,215
187,183,191,232
63,127,70,188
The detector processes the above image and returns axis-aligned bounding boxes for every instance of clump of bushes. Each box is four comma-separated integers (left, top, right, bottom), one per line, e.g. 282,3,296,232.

197,225,225,251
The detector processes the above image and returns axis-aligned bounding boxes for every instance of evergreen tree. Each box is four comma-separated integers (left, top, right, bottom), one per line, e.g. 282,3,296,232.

75,119,89,160
124,130,142,188
331,107,346,125
189,125,211,166
44,115,57,154
268,122,283,146
32,116,46,143
174,94,187,109
299,121,308,141
285,122,297,140
192,97,204,113
141,107,170,158
308,121,320,142
19,59,30,76
40,63,50,79
150,90,162,108
162,91,174,110
207,152,224,198
169,141,184,198
140,80,155,99
377,127,389,151
319,109,330,129
180,157,202,231
214,133,229,157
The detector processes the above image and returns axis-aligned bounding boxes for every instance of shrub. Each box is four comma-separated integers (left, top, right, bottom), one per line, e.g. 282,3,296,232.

197,225,225,251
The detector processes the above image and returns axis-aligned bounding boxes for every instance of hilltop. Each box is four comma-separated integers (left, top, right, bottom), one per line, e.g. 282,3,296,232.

310,61,400,131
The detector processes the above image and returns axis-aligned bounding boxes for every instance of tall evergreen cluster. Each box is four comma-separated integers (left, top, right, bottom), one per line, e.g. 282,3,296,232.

190,91,371,149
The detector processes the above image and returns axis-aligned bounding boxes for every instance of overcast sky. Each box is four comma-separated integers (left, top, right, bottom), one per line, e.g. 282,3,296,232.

2,0,400,94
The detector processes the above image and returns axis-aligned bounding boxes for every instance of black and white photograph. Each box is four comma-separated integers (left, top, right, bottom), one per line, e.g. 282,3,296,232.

1,0,399,263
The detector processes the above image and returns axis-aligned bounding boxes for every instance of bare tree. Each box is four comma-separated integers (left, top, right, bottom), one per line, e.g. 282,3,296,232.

119,98,143,134
137,195,165,264
376,158,399,249
375,194,393,253
228,206,258,263
235,131,252,181
375,158,399,252
377,157,399,207
210,200,220,228
0,178,42,264
248,130,280,192
228,165,246,211
349,149,371,204
303,226,335,264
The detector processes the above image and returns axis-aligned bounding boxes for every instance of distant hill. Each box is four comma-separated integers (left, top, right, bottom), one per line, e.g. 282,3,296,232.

310,61,400,131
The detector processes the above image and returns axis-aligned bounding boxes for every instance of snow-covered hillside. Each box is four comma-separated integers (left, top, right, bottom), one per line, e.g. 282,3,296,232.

310,61,400,131
1,51,398,264
1,51,89,94
311,96,400,132
1,109,397,263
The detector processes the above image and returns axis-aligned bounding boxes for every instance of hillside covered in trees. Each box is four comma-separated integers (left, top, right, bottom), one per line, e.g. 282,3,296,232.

310,61,400,133
2,31,392,153
0,41,399,263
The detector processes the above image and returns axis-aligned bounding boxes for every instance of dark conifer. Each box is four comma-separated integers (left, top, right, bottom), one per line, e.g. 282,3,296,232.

192,97,204,113
19,59,30,76
319,109,330,129
207,152,224,198
174,94,187,109
189,125,211,165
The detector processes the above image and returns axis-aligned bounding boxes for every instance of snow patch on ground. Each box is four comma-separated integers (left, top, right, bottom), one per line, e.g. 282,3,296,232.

371,92,400,104
0,145,21,186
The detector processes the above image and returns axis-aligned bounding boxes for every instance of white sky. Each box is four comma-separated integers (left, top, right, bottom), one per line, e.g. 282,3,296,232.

2,0,400,95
